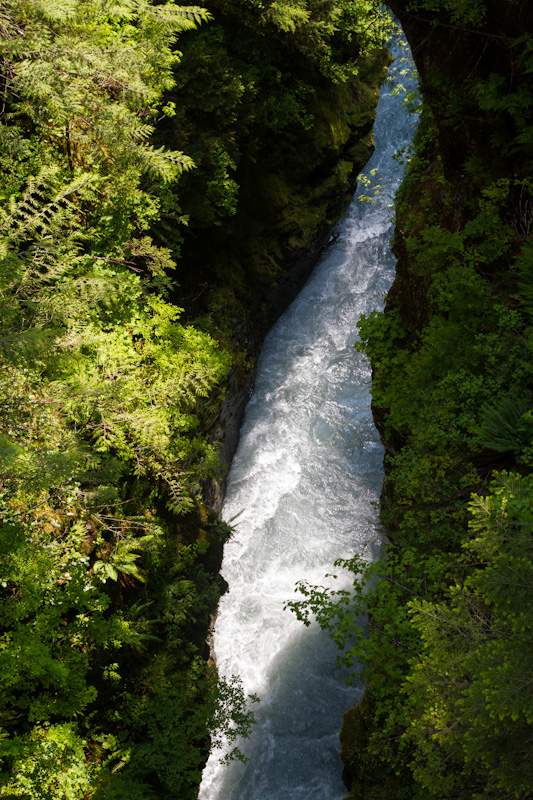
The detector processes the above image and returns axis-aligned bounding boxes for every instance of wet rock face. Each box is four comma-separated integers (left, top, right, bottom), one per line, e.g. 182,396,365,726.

388,0,533,182
180,50,390,345
339,703,368,796
200,52,391,507
340,696,403,800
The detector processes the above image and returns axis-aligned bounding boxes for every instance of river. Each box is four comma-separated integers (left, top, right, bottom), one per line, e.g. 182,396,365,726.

200,40,417,800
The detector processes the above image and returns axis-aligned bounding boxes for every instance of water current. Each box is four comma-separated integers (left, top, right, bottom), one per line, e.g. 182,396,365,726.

200,43,417,800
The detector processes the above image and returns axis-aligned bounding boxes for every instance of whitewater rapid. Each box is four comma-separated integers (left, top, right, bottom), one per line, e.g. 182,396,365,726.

200,43,417,800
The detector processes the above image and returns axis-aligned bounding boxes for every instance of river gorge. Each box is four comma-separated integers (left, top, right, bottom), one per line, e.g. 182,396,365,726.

200,41,418,800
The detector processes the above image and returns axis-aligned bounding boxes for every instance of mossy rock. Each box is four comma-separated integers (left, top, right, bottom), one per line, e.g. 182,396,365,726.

339,693,404,800
180,48,389,343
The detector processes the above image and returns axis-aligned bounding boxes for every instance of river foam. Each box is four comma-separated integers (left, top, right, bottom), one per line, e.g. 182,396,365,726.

200,40,417,800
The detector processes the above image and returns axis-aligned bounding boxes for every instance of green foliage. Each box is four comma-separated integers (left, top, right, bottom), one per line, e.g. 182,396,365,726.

159,0,389,231
481,397,533,456
212,0,391,81
0,0,407,797
2,0,207,180
400,0,489,26
0,1,260,797
1,723,98,799
289,547,456,774
292,471,533,798
404,472,533,799
356,156,530,552
294,21,533,794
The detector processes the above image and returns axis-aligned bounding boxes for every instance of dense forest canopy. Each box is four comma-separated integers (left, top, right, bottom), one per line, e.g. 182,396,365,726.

0,0,388,797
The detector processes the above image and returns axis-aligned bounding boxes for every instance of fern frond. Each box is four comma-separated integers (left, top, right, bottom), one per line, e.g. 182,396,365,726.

481,397,531,452
170,5,212,26
130,121,155,142
0,167,58,232
131,1,212,27
160,468,195,515
268,1,310,33
135,144,195,183
1,170,96,241
33,0,79,24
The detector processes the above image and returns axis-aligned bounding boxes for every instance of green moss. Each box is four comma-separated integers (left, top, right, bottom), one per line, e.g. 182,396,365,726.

256,172,290,214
